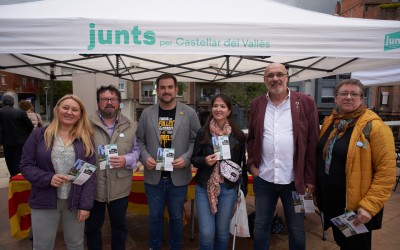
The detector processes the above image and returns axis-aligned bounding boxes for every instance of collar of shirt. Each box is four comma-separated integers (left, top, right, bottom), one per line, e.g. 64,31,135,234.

266,88,291,107
97,111,119,137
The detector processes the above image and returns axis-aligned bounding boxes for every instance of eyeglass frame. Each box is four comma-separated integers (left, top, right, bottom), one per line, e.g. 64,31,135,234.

99,97,119,103
264,72,288,79
337,92,362,98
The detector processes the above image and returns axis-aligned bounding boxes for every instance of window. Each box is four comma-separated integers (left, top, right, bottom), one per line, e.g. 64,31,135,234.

118,79,125,92
321,87,335,103
22,77,27,87
200,87,220,101
0,75,5,85
141,83,154,102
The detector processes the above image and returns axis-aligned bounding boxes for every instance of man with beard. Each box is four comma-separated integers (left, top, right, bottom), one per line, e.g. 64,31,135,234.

85,85,140,250
247,63,319,250
136,73,200,250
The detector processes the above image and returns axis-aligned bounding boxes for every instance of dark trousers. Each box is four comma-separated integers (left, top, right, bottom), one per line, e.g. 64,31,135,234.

332,220,373,250
3,145,23,177
85,197,129,250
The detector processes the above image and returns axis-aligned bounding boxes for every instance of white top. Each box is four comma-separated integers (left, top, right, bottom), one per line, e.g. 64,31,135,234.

259,93,294,184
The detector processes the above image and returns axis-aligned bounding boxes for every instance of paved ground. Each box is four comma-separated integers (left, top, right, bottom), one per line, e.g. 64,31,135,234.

0,157,399,249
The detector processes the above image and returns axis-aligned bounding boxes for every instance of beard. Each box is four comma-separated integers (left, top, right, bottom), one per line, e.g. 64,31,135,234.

99,105,118,118
158,94,176,104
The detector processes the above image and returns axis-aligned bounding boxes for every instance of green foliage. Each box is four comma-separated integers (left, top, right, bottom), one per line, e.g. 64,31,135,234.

379,3,400,9
40,80,73,107
222,82,266,108
177,82,187,96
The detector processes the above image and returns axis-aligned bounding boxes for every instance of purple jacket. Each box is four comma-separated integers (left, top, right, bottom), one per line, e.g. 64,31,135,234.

247,91,319,194
19,127,96,211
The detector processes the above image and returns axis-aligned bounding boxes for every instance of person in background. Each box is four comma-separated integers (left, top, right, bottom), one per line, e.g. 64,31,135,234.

136,73,201,250
0,95,33,177
247,62,319,250
19,94,96,250
19,99,43,128
85,85,140,250
316,79,396,250
191,93,247,250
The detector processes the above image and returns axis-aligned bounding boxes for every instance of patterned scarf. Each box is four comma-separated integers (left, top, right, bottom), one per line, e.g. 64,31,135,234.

207,118,231,214
322,105,366,174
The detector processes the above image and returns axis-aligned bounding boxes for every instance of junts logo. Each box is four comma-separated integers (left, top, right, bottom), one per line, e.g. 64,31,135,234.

384,31,400,51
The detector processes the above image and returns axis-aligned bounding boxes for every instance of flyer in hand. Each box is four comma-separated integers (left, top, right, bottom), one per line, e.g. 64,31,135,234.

292,191,315,213
212,135,231,160
98,145,107,170
67,159,96,185
103,144,118,169
330,211,369,237
155,147,175,171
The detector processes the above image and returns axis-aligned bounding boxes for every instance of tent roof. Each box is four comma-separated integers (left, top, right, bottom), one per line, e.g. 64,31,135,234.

0,0,399,82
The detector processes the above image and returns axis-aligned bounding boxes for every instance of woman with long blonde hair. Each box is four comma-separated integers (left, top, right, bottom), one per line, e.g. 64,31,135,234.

20,94,96,250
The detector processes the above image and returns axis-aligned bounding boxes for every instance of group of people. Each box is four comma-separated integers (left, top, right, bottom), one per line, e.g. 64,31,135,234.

0,62,396,250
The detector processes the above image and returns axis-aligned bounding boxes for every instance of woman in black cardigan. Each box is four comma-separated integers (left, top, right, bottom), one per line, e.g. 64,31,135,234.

191,93,247,250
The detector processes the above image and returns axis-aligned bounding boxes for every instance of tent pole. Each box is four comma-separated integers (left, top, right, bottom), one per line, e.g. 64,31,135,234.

50,64,56,121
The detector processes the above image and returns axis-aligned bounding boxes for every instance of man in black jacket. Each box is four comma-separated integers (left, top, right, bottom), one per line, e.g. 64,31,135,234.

0,95,33,177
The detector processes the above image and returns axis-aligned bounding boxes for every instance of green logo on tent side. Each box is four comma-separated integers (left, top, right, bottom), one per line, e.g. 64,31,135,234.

87,23,156,50
384,31,400,51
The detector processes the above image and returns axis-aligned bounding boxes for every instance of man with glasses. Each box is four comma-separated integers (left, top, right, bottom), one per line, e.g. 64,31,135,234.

136,73,200,250
86,85,140,250
247,62,319,250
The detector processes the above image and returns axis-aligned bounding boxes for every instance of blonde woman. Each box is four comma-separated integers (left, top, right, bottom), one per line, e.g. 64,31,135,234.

19,100,43,128
20,95,96,250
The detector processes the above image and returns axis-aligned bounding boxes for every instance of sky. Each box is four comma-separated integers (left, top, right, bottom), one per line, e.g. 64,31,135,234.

0,0,339,14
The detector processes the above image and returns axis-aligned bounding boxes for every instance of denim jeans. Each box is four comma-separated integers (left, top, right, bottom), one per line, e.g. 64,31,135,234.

195,183,237,250
85,197,129,250
145,177,188,250
253,177,305,250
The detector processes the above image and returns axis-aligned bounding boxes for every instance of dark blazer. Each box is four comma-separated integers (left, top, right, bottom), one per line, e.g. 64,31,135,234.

191,127,248,196
0,106,33,145
247,91,319,194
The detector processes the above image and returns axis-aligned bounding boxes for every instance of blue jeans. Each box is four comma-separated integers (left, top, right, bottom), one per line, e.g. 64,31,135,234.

253,177,305,250
195,183,237,250
85,197,129,250
145,177,188,250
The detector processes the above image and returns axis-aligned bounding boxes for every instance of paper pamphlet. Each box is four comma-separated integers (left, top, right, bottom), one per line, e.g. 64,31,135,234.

292,191,315,213
330,211,369,237
67,159,96,185
156,148,164,170
105,144,118,169
212,135,231,160
97,145,107,170
155,148,175,171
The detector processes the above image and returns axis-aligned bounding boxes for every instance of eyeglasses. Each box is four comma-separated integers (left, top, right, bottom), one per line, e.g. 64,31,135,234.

337,92,361,98
265,72,288,79
99,97,119,103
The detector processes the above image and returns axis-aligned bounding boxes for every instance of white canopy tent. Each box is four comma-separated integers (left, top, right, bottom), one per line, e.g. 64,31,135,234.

0,0,399,83
352,65,400,86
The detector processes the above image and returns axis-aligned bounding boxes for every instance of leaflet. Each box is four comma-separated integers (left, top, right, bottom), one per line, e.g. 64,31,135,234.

212,135,231,160
97,145,107,170
292,191,315,213
67,159,96,185
163,148,175,171
105,144,118,169
155,148,175,171
330,211,369,237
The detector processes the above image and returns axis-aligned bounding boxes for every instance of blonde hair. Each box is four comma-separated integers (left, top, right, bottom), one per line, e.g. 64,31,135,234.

44,95,94,157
